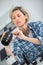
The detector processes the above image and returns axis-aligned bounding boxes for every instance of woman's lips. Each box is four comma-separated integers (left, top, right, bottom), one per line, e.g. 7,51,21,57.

16,21,21,24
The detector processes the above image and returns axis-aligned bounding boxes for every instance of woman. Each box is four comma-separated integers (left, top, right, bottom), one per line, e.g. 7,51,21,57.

2,6,43,64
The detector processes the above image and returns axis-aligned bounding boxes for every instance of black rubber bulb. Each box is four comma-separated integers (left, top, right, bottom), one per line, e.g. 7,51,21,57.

1,32,13,46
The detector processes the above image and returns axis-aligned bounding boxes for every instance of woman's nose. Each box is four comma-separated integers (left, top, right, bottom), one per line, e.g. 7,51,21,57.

15,17,19,21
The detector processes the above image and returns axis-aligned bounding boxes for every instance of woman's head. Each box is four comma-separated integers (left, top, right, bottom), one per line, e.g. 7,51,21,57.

10,6,30,27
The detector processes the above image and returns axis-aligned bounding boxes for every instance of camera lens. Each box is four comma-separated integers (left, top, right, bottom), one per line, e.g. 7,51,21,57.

1,32,13,46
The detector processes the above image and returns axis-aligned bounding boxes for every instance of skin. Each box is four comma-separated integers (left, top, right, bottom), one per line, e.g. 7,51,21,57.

3,9,40,56
11,10,27,27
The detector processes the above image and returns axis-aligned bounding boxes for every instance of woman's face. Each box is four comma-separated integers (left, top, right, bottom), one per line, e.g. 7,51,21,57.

11,10,27,27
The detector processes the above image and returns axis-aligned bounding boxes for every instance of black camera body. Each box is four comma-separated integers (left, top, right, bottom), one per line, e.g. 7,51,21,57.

1,32,13,46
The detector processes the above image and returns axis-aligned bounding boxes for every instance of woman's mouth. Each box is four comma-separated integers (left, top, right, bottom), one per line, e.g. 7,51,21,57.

16,21,21,24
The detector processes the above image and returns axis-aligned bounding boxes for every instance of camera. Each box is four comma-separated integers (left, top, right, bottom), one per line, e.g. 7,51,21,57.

1,31,13,46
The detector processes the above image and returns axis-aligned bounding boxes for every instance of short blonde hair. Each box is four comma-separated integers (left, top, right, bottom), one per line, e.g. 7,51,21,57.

10,6,30,22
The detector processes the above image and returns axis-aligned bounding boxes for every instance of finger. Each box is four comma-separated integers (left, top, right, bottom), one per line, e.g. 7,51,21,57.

12,32,19,35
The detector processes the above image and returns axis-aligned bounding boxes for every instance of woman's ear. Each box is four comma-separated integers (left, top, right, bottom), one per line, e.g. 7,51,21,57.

25,13,30,22
25,14,28,19
25,14,29,22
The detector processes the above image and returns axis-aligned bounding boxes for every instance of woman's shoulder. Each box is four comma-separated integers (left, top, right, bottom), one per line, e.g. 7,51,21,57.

28,21,42,25
27,21,43,28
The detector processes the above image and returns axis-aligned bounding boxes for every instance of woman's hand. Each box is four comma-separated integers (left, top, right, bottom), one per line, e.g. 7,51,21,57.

13,30,40,45
13,30,26,40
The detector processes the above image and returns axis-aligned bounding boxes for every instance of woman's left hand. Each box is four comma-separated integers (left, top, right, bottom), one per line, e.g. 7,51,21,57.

13,30,26,40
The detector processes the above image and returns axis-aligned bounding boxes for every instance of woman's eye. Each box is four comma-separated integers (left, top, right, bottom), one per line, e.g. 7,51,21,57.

17,15,20,17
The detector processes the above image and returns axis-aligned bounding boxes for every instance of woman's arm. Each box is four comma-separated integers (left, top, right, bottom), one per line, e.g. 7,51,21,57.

4,45,14,56
24,36,40,45
13,30,40,45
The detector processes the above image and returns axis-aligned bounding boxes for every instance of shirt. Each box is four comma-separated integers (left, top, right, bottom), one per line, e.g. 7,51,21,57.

12,21,43,64
28,30,33,38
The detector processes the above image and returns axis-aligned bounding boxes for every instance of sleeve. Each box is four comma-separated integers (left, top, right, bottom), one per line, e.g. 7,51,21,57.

28,21,43,45
12,39,25,64
37,22,43,46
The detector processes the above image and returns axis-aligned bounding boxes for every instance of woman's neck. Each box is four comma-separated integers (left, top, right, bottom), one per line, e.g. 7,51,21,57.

19,23,30,36
19,23,27,30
